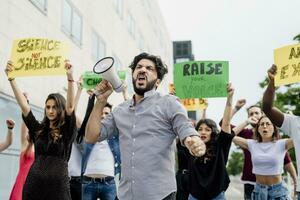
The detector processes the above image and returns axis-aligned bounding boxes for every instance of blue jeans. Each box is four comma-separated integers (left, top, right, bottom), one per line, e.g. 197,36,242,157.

297,192,300,200
82,178,116,200
188,192,225,200
251,182,290,200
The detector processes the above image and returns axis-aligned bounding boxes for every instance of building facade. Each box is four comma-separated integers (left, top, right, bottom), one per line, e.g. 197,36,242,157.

0,0,172,198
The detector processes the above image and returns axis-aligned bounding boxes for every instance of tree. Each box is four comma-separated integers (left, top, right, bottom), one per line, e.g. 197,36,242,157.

227,150,243,176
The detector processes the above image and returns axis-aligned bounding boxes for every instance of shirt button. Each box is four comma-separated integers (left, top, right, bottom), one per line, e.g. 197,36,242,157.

133,138,136,142
132,152,135,156
133,124,136,128
132,180,135,184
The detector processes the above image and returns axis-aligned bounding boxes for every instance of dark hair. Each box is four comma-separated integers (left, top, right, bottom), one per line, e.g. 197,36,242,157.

246,104,262,114
105,102,112,111
129,52,168,81
38,93,66,143
254,116,279,142
195,118,219,161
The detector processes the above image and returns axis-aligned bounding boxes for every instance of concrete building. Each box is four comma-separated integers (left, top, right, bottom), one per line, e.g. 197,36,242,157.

0,0,172,198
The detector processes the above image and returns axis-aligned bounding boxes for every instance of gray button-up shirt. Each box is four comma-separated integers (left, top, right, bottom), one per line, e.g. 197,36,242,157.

100,89,197,200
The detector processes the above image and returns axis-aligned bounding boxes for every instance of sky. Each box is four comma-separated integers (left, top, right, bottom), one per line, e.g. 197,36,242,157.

158,0,300,124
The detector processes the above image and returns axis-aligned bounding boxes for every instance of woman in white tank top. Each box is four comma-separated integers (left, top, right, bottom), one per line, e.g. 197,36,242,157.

233,116,294,200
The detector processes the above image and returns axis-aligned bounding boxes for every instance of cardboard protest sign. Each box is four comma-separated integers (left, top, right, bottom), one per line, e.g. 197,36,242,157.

181,98,208,111
174,61,229,99
274,43,300,86
9,38,69,78
168,83,208,111
82,70,126,89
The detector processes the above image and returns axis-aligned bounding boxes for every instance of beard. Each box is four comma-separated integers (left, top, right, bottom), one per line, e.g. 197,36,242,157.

133,77,157,96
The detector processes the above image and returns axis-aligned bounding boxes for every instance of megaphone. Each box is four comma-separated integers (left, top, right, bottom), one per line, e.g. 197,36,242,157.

93,57,124,93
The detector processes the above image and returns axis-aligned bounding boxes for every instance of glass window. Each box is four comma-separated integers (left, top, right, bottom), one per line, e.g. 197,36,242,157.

29,0,47,13
113,0,123,17
62,0,83,46
127,13,135,39
91,32,106,61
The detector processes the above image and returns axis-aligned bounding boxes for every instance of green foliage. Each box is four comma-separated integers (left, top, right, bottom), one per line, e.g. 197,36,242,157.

293,34,300,42
227,150,243,176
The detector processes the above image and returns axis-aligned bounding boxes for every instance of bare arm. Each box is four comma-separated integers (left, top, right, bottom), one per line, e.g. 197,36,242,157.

65,60,75,115
74,76,83,111
232,136,248,150
284,161,297,197
221,83,234,133
5,61,30,116
0,119,15,152
85,80,113,144
285,138,294,151
233,116,257,135
262,65,284,127
231,99,246,119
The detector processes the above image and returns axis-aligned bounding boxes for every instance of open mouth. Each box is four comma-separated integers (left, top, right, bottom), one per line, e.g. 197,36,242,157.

200,136,207,140
137,75,147,85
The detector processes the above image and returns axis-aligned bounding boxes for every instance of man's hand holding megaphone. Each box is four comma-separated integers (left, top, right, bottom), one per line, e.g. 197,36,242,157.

94,80,114,102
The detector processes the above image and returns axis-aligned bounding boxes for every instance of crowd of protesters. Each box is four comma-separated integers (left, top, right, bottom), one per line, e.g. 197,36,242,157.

0,52,299,200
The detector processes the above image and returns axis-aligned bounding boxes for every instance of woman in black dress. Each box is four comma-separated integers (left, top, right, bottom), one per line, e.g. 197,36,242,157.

5,60,76,200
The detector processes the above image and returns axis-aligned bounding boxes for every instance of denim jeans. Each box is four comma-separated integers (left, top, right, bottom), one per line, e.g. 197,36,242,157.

251,182,290,200
244,184,255,200
82,178,116,200
297,192,300,200
188,192,225,200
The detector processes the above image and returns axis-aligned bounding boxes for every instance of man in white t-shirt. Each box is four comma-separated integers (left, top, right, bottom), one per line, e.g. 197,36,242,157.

262,64,299,199
82,102,120,200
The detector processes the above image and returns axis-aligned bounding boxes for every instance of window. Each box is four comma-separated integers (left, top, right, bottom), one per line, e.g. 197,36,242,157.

127,13,135,39
62,0,83,46
91,32,106,61
29,0,47,14
113,0,123,18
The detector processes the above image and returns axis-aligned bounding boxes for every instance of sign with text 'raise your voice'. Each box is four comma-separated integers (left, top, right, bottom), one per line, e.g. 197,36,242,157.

174,61,229,99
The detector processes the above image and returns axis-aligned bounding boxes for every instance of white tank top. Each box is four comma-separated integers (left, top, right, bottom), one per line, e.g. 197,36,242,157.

68,143,82,177
247,139,287,176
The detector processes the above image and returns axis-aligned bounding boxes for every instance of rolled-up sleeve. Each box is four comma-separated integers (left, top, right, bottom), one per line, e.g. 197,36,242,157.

166,95,198,142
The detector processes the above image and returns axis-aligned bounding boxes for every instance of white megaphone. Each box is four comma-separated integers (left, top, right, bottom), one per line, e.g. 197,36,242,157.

93,57,124,93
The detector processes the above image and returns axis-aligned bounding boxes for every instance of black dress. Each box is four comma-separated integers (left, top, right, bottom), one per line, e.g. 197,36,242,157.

22,110,76,200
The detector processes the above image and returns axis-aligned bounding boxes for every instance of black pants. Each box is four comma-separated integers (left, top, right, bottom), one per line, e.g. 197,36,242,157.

244,184,254,200
70,176,82,200
176,170,189,200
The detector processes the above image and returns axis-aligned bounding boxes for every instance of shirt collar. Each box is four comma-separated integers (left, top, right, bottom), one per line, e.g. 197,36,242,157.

129,88,157,107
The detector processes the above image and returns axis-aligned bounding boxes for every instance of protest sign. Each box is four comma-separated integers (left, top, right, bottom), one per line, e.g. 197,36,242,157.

174,61,229,99
83,70,126,89
9,38,69,78
274,43,300,86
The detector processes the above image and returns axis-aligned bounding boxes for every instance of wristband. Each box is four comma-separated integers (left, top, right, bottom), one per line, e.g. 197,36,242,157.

8,78,15,81
68,79,75,82
7,126,13,130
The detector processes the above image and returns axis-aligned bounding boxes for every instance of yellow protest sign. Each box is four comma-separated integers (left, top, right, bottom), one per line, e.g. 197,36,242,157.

274,43,300,86
9,38,69,78
180,98,208,111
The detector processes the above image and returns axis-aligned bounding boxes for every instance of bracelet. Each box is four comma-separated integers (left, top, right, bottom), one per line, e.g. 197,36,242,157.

8,78,15,81
7,127,13,130
68,79,75,82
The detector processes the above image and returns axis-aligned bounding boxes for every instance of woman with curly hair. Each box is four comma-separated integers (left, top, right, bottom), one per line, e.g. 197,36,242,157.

188,83,234,200
5,60,76,200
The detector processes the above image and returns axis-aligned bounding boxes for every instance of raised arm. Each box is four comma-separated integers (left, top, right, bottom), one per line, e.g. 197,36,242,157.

232,136,248,149
221,83,234,133
233,116,257,135
65,60,75,115
74,76,83,111
0,119,14,152
5,61,30,116
85,80,113,144
231,99,246,118
262,64,284,127
200,99,208,119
